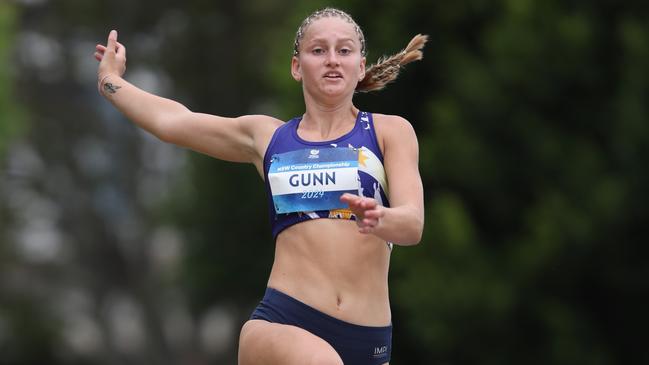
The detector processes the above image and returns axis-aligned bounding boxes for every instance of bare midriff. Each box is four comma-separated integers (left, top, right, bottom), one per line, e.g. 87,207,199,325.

267,218,392,327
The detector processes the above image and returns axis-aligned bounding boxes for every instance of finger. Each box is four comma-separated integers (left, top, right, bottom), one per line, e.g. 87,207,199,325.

94,52,103,62
115,41,126,57
340,193,357,201
363,210,382,219
340,193,359,205
360,199,378,210
351,197,367,209
96,44,106,52
362,217,378,226
106,29,118,53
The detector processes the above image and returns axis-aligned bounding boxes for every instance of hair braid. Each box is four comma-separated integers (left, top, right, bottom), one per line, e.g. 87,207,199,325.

294,8,366,56
356,34,428,93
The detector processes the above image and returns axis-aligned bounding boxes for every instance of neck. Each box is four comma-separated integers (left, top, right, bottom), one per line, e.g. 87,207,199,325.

301,94,358,140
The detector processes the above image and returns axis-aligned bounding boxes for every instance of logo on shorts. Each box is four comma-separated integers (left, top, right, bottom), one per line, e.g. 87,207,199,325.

372,345,388,358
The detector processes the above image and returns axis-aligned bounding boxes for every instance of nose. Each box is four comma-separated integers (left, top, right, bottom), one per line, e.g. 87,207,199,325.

325,50,339,67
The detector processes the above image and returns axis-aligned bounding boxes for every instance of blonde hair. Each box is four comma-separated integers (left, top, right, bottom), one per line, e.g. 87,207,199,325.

293,8,427,93
356,34,428,93
294,8,366,56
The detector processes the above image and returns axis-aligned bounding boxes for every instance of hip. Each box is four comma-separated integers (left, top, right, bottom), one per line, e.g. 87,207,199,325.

250,287,392,365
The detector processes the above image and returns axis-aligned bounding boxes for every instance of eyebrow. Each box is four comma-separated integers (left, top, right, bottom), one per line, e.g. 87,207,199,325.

308,37,357,44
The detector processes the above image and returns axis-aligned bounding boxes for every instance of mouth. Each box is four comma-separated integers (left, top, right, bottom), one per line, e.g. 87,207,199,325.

323,72,343,79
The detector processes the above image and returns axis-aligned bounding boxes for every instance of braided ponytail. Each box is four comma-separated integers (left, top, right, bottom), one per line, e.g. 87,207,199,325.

356,34,428,93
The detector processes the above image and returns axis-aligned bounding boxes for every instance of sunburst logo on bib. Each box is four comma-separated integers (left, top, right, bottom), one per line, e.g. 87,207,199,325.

358,147,389,199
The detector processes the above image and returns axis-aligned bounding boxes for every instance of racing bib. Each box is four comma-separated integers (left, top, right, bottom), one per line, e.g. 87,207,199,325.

268,148,359,213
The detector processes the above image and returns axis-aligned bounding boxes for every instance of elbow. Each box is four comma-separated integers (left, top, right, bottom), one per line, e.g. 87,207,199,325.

386,208,424,246
415,208,425,245
415,218,424,244
408,224,424,246
406,213,424,245
412,228,424,246
393,233,422,246
392,219,424,246
156,121,176,144
154,112,185,144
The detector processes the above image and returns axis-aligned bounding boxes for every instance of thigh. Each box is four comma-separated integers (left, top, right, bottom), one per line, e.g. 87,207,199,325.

238,319,344,365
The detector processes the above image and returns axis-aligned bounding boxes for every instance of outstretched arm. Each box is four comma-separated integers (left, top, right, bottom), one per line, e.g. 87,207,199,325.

340,115,424,245
94,30,281,169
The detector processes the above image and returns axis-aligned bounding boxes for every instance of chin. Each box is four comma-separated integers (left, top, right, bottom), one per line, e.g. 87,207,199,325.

321,85,352,97
305,83,352,101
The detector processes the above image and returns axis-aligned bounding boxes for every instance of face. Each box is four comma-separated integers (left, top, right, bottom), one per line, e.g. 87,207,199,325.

291,17,366,100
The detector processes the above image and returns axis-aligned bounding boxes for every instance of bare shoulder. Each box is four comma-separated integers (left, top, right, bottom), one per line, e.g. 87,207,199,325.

239,114,285,133
239,114,285,125
237,114,285,171
372,112,411,125
371,113,418,152
239,114,285,147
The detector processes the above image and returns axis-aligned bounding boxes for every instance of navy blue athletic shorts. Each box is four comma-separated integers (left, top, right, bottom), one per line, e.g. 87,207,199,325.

250,287,392,364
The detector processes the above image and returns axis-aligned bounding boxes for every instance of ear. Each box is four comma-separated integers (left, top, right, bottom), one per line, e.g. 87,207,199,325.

359,56,366,81
291,56,302,82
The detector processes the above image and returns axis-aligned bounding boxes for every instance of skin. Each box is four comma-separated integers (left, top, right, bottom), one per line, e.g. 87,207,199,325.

95,16,423,365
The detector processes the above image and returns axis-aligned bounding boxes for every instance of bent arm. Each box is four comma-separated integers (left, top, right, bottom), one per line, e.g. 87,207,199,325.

375,116,424,245
341,116,424,245
373,201,424,245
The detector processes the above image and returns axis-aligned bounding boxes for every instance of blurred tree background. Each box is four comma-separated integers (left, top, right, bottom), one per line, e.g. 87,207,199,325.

1,0,647,364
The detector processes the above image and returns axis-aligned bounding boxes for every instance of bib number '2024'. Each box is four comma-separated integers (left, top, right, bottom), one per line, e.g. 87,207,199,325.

302,191,325,199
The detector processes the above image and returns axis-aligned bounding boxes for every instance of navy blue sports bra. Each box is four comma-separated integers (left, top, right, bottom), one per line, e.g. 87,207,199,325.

263,111,390,240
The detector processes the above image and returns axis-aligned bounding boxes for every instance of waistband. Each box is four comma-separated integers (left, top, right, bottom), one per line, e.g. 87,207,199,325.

258,287,392,340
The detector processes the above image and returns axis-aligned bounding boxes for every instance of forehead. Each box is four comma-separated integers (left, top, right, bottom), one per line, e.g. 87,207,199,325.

302,17,360,43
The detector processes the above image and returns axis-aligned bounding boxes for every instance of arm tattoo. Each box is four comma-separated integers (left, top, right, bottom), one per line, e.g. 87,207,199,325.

103,82,122,94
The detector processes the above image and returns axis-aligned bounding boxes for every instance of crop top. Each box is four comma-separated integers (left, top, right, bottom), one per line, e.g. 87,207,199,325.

263,111,390,240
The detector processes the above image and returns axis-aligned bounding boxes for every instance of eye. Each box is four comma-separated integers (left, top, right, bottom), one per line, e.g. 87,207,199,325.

312,48,325,55
339,48,352,55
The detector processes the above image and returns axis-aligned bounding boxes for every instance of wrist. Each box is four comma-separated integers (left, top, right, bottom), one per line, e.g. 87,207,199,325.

97,73,118,95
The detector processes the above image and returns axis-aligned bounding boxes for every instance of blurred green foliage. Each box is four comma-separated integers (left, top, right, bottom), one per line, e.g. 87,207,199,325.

1,5,55,365
1,0,648,364
0,3,25,153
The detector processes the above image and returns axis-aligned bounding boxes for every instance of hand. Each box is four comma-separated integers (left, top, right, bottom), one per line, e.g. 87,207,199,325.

340,193,385,235
94,30,127,89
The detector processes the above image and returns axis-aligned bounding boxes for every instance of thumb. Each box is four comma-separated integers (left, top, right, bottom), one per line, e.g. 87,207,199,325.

106,29,118,53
